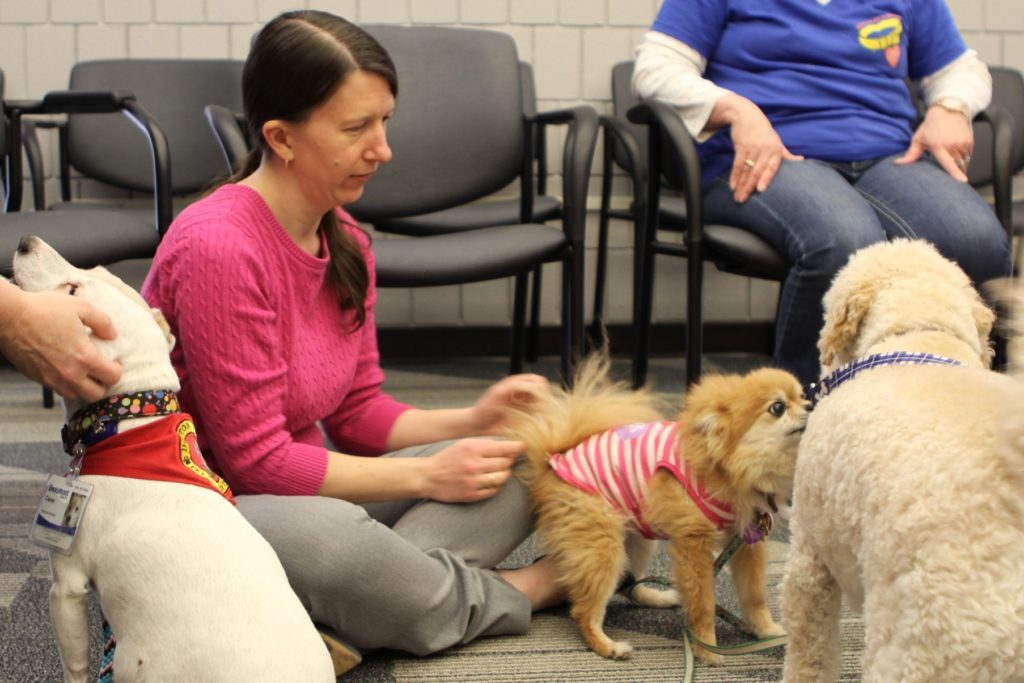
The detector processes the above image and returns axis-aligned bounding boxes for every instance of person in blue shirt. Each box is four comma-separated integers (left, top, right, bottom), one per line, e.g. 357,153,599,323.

634,0,1009,385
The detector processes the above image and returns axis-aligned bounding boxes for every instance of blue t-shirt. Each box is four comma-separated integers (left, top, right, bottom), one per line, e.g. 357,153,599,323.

651,0,967,183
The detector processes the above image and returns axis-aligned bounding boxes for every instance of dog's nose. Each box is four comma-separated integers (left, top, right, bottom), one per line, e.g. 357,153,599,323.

16,235,39,255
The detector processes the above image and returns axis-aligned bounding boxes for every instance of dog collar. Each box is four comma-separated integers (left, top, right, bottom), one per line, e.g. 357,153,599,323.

62,390,180,455
807,352,962,406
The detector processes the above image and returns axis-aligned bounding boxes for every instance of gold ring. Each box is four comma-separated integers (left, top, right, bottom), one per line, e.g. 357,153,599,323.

744,158,756,169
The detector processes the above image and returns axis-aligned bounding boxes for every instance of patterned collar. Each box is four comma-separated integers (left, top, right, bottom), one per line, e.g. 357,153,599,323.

61,390,181,455
808,352,962,406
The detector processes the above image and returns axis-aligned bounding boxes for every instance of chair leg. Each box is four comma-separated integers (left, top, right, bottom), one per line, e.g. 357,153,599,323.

591,159,615,343
43,386,54,409
632,212,654,390
511,273,528,375
686,238,705,387
526,265,542,362
561,247,585,387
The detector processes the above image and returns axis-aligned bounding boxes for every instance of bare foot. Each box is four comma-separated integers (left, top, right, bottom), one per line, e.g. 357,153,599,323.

497,555,565,611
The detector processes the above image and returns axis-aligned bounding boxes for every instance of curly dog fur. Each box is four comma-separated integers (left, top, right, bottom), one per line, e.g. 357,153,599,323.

781,240,1024,682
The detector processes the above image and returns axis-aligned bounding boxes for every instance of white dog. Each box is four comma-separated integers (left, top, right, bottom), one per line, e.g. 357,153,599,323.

780,240,1024,683
14,236,334,682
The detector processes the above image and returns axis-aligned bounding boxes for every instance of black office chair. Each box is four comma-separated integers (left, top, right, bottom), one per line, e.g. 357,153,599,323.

0,90,172,407
372,61,562,362
964,66,1024,267
22,59,243,226
594,61,788,388
205,26,597,383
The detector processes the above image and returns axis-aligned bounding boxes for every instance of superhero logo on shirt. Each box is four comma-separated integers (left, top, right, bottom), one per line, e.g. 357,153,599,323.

177,419,231,496
857,13,903,68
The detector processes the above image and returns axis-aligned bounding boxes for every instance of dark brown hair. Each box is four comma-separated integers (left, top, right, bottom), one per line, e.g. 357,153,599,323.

235,10,397,329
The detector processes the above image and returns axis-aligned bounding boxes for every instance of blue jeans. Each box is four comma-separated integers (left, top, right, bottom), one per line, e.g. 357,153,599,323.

704,155,1010,385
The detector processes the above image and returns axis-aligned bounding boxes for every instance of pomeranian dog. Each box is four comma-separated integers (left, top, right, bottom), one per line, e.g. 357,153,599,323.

503,355,808,664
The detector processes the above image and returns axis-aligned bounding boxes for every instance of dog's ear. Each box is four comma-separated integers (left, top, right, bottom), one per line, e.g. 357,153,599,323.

684,378,736,462
818,279,877,368
89,266,152,311
151,308,176,350
88,265,176,349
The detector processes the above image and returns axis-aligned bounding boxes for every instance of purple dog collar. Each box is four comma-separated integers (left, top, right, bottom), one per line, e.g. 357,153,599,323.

808,352,962,406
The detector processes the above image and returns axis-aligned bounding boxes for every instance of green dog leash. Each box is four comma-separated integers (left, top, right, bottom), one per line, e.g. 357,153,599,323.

624,530,788,683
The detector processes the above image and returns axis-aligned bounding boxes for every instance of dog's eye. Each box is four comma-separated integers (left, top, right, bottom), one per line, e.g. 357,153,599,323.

67,284,78,296
768,400,786,417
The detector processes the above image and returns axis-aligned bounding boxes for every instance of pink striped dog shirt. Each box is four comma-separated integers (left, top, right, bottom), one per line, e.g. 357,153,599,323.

547,421,736,539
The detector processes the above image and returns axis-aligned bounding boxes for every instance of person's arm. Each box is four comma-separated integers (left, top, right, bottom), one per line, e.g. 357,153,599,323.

316,437,524,504
897,0,988,181
899,50,992,181
143,224,332,496
319,220,547,452
633,31,732,141
315,220,546,504
383,372,549,449
633,30,802,203
0,278,121,400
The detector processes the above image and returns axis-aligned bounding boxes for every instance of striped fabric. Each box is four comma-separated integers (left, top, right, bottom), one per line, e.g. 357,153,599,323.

548,421,736,539
97,615,115,683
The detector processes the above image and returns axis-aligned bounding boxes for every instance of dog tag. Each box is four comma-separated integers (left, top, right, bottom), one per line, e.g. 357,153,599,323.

28,475,94,555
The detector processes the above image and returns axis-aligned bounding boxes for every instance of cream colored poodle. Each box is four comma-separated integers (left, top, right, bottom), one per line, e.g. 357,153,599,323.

781,239,1024,683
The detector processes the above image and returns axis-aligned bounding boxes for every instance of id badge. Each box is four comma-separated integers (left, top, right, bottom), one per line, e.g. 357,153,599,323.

29,475,94,555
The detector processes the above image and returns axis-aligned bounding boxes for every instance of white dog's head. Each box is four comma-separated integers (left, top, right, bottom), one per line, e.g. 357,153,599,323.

12,236,179,413
818,239,995,374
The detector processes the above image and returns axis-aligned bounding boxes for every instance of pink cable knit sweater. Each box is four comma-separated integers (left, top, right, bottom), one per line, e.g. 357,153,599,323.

141,184,410,495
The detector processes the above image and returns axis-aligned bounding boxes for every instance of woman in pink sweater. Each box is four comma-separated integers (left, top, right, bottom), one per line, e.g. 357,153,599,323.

142,10,560,674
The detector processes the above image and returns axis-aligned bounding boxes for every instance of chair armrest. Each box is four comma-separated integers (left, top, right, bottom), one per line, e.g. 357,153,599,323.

8,91,173,236
974,104,1014,239
528,106,599,243
2,99,43,212
19,120,48,210
627,99,705,243
204,104,250,175
38,90,136,114
600,114,644,184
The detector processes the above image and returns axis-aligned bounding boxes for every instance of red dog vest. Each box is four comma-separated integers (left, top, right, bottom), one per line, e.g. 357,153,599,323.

79,413,235,504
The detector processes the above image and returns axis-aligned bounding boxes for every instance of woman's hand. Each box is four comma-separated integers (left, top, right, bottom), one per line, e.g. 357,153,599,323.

721,94,803,203
895,104,973,182
467,373,549,435
422,437,525,503
0,284,121,401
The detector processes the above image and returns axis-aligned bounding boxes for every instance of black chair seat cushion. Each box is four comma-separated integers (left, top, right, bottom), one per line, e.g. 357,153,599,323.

372,195,562,237
0,210,159,276
633,195,788,281
373,224,567,288
47,197,194,225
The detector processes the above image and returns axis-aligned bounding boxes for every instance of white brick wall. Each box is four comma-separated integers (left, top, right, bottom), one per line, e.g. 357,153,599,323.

3,0,1021,329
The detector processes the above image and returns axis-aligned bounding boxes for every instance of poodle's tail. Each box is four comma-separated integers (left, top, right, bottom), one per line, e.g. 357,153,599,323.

501,352,667,487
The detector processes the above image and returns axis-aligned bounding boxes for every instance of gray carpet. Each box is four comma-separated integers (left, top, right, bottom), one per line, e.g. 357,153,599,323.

0,355,866,682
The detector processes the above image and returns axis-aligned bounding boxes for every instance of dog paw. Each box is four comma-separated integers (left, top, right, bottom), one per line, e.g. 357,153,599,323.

750,618,786,638
695,647,725,666
607,641,634,660
629,584,680,608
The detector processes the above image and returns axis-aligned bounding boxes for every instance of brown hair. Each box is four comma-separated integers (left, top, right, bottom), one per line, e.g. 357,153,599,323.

235,10,398,329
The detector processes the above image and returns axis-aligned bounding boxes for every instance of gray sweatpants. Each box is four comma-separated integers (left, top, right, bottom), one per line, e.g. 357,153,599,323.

235,440,535,656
